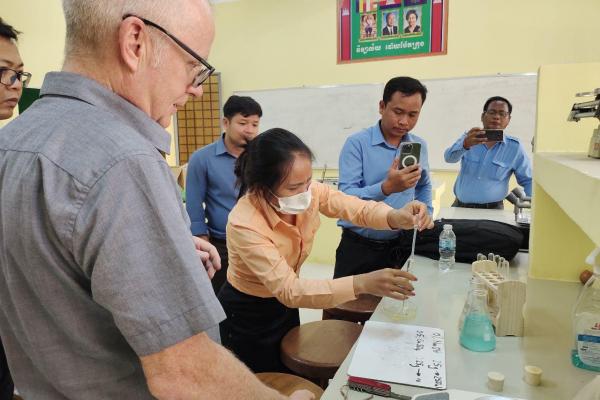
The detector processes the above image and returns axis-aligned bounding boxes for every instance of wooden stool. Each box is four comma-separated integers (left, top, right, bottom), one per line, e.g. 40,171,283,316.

322,294,381,324
280,320,363,388
256,372,323,399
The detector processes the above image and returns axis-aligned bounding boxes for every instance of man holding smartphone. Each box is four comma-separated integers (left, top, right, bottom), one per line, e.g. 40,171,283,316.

334,76,433,278
444,96,532,209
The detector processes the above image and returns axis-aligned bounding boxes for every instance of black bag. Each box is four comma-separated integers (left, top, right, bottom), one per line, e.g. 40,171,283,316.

400,218,524,263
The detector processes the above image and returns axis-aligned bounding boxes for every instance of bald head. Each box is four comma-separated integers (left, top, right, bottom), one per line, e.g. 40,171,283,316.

61,0,215,128
62,0,213,60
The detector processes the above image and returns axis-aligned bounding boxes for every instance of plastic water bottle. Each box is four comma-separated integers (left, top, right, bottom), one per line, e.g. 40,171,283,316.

572,248,600,372
459,289,496,352
438,224,456,272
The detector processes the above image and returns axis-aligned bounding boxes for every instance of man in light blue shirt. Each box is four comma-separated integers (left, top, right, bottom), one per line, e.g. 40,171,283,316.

444,96,532,209
335,77,432,278
186,95,262,292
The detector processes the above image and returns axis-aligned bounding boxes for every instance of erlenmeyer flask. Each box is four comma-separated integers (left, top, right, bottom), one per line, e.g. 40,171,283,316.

458,277,486,330
459,289,496,352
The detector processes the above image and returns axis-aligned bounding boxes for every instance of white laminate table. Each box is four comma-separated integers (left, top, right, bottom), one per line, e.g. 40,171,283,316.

321,256,596,399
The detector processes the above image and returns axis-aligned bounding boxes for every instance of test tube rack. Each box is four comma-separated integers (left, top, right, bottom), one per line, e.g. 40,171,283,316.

471,259,526,337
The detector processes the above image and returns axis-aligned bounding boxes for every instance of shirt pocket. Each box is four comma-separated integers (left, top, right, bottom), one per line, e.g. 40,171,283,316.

461,151,481,176
491,159,511,181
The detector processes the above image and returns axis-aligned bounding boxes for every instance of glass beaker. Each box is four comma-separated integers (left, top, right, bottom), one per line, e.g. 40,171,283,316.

459,289,496,352
381,296,417,321
382,257,417,321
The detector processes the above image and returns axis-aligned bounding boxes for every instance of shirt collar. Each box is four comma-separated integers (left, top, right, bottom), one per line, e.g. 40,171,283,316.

371,121,413,148
251,193,284,229
40,71,171,154
371,122,387,146
215,133,228,155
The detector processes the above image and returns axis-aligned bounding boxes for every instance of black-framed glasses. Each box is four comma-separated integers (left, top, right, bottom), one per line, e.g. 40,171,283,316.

123,14,215,88
0,68,32,88
485,110,510,118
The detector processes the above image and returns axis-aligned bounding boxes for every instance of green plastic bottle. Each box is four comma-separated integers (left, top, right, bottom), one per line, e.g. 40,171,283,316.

572,248,600,372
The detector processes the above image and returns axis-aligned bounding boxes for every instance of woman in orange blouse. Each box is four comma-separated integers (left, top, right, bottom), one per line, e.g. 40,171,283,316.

218,128,433,372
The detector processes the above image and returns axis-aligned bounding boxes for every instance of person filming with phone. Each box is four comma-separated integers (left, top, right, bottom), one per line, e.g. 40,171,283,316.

444,96,532,209
334,76,433,278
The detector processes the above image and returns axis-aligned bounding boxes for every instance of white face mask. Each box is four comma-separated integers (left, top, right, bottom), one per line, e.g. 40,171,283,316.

272,185,312,215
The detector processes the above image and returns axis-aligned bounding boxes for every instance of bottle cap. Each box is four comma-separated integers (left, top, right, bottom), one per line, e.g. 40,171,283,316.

585,248,600,275
443,224,452,230
523,365,542,386
487,371,504,391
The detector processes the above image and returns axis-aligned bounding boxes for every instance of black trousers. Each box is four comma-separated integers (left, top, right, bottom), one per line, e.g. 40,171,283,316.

218,281,299,373
0,337,13,400
452,198,504,210
334,229,410,278
209,237,229,294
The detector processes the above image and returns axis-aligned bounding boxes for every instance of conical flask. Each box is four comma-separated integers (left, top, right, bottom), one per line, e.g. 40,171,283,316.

459,289,496,352
458,277,486,330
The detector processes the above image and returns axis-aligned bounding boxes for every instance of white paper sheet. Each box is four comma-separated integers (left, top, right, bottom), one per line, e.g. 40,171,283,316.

348,321,446,390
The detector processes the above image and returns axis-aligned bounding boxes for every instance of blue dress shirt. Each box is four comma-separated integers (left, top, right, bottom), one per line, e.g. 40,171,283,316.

186,135,238,239
444,132,532,204
338,122,433,240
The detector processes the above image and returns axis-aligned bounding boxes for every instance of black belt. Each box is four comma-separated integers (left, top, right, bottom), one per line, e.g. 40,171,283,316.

341,229,407,264
454,199,504,209
342,229,404,246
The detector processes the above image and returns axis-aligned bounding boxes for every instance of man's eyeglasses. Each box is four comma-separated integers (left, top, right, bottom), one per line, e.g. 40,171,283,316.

485,110,510,118
0,68,32,88
123,14,215,88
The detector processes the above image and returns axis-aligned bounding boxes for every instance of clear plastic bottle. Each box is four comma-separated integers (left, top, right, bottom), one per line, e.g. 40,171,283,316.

572,256,600,372
459,289,496,352
458,276,486,330
438,224,456,272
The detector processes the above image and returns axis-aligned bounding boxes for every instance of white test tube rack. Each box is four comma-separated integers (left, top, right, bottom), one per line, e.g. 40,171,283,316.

471,259,526,337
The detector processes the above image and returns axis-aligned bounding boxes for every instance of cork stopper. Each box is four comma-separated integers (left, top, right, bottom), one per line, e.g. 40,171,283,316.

487,371,505,391
523,365,542,386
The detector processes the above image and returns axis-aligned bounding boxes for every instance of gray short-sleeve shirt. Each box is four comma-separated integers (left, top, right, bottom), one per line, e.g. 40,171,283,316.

0,72,226,399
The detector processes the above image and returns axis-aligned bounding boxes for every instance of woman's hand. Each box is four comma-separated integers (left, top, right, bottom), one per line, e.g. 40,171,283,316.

353,268,417,300
192,236,221,279
387,200,434,231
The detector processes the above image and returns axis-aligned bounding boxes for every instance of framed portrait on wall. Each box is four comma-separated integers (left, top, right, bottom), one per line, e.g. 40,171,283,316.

338,0,448,63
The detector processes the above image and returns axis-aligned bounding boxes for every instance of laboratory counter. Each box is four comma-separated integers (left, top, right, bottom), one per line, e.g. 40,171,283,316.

320,253,596,400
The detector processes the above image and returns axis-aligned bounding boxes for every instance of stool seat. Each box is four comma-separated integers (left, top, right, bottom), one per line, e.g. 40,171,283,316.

256,372,323,398
323,294,381,324
280,320,363,387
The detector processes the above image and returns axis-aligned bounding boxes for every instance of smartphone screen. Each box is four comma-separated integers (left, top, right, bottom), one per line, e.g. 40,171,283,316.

483,129,504,141
398,142,421,169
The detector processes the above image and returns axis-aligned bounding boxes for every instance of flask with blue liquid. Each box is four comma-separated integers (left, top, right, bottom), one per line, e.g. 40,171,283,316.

458,276,486,330
460,289,496,352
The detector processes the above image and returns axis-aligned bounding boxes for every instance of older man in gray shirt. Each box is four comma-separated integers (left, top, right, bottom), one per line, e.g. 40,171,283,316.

0,1,313,400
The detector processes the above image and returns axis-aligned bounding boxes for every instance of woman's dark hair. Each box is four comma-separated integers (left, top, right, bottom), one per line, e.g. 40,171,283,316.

405,10,418,21
235,128,314,199
0,18,20,41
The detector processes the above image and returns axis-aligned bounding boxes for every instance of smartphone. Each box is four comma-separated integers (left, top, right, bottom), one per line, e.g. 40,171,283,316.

398,142,421,169
483,129,504,141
